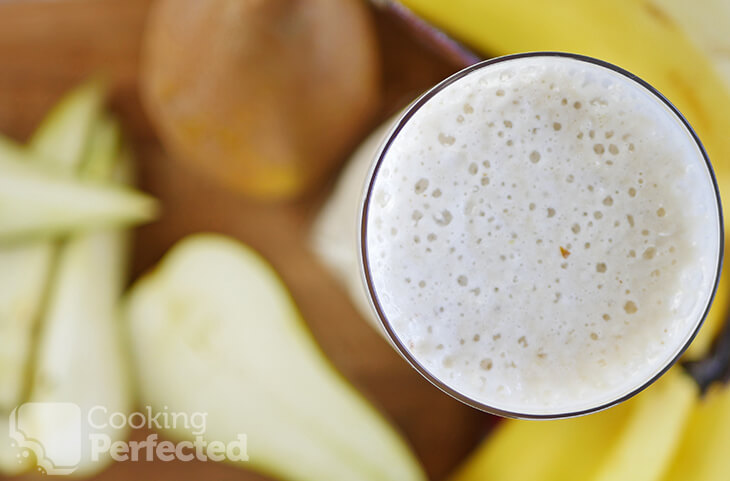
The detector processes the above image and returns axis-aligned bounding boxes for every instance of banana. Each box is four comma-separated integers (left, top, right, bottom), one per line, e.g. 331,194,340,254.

653,0,730,92
449,400,631,481
662,383,730,481
397,0,730,359
387,4,730,481
449,368,696,481
588,369,696,481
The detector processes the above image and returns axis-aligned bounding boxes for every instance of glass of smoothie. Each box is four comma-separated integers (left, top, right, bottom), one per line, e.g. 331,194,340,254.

359,52,723,419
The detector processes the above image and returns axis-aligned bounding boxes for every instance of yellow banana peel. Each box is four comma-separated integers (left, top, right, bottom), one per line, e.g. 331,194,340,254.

391,3,730,481
450,400,631,481
314,1,730,479
398,0,730,359
654,0,730,93
450,369,696,481
589,370,697,481
662,383,730,481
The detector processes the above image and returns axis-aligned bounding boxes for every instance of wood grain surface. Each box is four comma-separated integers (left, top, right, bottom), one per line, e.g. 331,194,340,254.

0,1,495,480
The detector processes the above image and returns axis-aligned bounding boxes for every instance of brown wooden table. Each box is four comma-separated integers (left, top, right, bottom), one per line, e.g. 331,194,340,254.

0,1,495,480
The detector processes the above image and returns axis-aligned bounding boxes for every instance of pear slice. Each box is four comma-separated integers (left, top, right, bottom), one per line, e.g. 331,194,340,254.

310,115,398,334
0,80,105,476
29,78,106,170
0,139,157,242
125,234,426,481
23,219,134,477
19,117,134,477
0,79,104,413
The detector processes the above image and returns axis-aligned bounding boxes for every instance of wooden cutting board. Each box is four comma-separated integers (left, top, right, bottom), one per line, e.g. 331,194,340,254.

0,1,494,480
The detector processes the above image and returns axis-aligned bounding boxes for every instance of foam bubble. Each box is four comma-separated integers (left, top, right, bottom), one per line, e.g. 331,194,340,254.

415,178,429,194
624,301,638,314
438,133,455,145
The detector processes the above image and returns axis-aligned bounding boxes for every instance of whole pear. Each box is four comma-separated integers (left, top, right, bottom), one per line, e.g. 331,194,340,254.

140,0,380,200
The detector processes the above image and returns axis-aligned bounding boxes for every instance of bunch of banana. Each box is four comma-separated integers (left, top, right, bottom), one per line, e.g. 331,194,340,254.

449,366,730,481
314,1,730,479
381,1,730,480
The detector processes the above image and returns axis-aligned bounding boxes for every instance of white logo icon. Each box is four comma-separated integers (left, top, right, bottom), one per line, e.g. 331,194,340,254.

6,403,248,474
8,402,81,475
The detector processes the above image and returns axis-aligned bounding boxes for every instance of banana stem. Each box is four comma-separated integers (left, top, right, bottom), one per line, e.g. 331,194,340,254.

683,313,730,393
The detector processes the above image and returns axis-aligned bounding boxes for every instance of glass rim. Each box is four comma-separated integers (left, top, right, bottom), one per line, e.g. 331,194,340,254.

358,51,725,420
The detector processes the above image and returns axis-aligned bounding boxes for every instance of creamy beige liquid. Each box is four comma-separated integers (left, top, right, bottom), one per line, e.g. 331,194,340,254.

363,55,721,415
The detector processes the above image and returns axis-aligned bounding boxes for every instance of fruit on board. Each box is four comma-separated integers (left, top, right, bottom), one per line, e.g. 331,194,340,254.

662,382,730,481
450,368,697,481
21,116,135,477
0,147,157,242
0,80,143,477
125,234,426,481
0,78,105,477
588,370,696,481
449,398,632,481
0,79,103,416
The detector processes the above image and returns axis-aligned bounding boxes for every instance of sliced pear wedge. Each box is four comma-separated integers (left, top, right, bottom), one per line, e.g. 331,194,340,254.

0,79,104,413
125,234,426,481
0,140,157,242
30,78,105,170
20,117,134,477
0,80,105,476
311,115,398,334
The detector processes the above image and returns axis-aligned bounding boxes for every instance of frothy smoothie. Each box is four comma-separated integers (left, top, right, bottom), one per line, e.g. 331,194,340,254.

362,54,721,416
